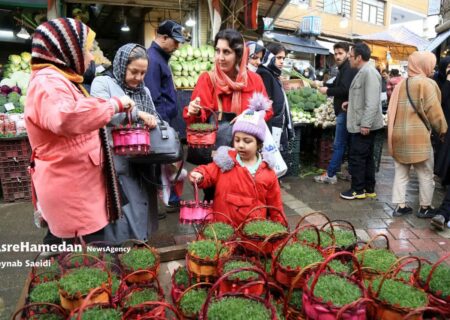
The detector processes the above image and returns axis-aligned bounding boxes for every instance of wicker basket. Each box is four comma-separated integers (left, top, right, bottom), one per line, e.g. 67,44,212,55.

186,106,218,148
179,181,213,224
111,114,150,156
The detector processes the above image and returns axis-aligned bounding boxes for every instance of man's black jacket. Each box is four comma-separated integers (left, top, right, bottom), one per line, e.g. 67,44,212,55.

326,59,358,116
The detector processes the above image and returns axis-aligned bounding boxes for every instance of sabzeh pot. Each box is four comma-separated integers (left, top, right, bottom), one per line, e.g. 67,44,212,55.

57,263,111,311
11,302,67,320
28,280,60,306
186,239,234,281
119,240,160,284
355,234,398,281
302,252,369,320
272,227,324,289
199,267,278,320
368,256,429,320
176,282,211,319
171,266,193,303
198,211,237,242
68,287,119,320
321,219,359,253
417,253,450,316
238,206,289,255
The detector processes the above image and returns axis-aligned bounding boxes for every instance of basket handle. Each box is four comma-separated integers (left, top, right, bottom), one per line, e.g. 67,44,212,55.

310,251,363,296
321,219,357,238
294,211,333,232
200,266,270,319
60,253,107,272
358,233,391,267
335,297,374,320
294,224,324,248
284,261,322,316
71,287,112,320
200,211,237,229
403,307,448,319
222,239,268,272
193,181,200,205
175,282,212,312
118,269,163,299
374,255,422,298
123,300,182,320
120,240,161,264
424,252,450,288
237,205,289,231
11,302,67,320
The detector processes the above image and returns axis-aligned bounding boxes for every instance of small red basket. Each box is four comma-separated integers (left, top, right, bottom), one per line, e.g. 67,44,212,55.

111,114,150,156
186,106,218,148
179,181,213,224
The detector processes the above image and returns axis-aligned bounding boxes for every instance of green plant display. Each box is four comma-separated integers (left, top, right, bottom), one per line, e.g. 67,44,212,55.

111,276,120,296
203,222,234,241
222,260,258,281
120,248,157,271
328,260,351,274
333,229,357,248
63,250,101,267
309,274,362,307
70,307,122,320
371,278,428,309
296,229,333,247
174,267,190,287
273,301,286,320
123,288,159,307
58,267,108,298
29,281,60,304
187,240,228,260
356,249,397,273
188,123,215,132
35,260,60,282
243,220,287,237
419,263,450,298
278,243,323,269
180,288,208,317
287,289,303,310
207,297,271,319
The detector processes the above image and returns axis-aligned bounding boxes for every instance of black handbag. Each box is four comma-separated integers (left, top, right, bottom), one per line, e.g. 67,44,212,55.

130,112,183,164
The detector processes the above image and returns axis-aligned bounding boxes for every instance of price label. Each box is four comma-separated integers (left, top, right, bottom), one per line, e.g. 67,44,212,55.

4,103,15,111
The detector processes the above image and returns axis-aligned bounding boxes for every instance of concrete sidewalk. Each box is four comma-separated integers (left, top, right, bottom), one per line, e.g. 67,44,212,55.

0,148,449,319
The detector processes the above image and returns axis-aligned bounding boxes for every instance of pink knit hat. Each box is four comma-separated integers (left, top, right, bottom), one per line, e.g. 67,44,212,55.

232,92,271,142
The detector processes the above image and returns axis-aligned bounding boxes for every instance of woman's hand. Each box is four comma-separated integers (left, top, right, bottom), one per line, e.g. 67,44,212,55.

189,171,203,184
138,111,157,129
119,95,135,111
187,97,201,116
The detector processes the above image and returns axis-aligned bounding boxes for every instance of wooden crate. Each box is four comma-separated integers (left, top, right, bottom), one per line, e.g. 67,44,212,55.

282,79,304,91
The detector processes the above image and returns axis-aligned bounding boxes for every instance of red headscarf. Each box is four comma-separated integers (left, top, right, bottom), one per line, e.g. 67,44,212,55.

212,45,249,115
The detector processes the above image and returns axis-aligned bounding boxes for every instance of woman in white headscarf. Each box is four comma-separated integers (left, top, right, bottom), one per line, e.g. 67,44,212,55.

246,41,265,72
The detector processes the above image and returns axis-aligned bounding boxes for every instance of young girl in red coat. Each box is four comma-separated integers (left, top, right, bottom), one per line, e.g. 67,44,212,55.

189,93,286,227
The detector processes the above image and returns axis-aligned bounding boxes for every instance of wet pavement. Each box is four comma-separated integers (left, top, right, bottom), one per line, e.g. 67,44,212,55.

0,145,449,319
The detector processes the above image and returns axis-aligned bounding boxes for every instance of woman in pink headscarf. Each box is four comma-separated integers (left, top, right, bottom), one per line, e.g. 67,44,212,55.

387,51,447,218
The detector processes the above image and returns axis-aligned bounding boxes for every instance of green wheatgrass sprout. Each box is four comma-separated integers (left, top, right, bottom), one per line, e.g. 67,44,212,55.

371,278,428,309
123,288,159,307
35,260,60,282
58,267,108,298
356,249,397,273
273,301,286,320
222,260,259,281
328,260,352,274
287,289,303,310
395,271,412,282
64,250,101,267
207,297,271,320
29,281,60,304
180,288,208,317
203,222,234,241
111,276,120,296
71,307,122,320
187,240,228,260
29,314,65,320
174,267,190,287
189,123,215,131
120,248,157,271
243,220,287,237
297,229,333,247
278,243,324,269
419,263,450,298
333,229,357,248
309,274,362,307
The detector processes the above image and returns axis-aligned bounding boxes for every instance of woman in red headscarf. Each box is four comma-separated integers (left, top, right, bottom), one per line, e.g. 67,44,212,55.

184,29,272,124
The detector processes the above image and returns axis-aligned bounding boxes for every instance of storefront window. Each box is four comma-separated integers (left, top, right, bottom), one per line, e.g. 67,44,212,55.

323,0,343,14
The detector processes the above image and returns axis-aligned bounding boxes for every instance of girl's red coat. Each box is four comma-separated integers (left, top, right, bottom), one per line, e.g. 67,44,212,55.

194,148,285,227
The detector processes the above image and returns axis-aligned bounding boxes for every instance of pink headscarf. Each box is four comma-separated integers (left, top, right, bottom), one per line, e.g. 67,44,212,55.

387,51,437,155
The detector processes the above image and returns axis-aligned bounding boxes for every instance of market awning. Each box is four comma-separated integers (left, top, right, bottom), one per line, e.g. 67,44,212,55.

426,29,450,52
270,33,329,55
353,26,429,60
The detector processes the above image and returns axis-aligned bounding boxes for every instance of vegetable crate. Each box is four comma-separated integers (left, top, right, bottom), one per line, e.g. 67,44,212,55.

317,135,333,170
1,176,31,202
282,79,304,91
0,157,29,179
0,137,31,159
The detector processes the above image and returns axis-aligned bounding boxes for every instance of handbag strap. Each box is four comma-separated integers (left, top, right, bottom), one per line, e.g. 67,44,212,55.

406,78,431,132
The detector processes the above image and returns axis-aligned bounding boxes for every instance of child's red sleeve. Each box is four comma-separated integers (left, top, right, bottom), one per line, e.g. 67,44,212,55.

193,162,221,189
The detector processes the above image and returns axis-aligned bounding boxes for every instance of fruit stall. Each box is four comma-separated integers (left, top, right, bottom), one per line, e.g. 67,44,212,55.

12,211,450,319
0,52,33,202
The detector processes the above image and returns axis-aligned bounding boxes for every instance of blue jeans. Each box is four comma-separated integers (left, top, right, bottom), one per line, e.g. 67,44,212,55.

327,113,349,177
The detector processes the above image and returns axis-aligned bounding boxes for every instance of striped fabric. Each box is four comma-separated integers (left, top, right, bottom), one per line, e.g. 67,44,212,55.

31,18,90,76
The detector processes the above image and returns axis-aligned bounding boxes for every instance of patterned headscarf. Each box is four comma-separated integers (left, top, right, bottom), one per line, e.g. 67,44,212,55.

112,43,155,114
246,41,265,58
31,18,95,83
261,50,282,78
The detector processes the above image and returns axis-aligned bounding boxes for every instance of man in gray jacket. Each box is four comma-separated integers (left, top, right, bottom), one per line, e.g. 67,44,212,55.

340,42,384,200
